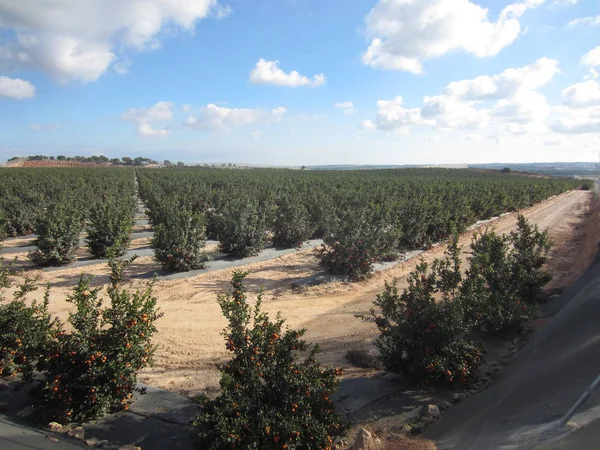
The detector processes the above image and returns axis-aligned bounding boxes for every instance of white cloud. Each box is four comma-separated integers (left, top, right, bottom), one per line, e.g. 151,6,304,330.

114,57,132,75
562,80,600,108
360,120,377,131
121,101,174,123
335,102,354,114
137,123,168,137
0,75,35,99
421,95,486,130
445,57,559,100
551,76,600,135
552,0,577,5
121,101,174,137
184,105,287,131
182,104,192,112
249,59,325,87
250,131,262,139
367,96,426,133
582,47,600,68
586,68,600,80
0,0,218,82
550,113,600,134
364,57,558,136
490,92,552,127
567,15,600,27
212,4,232,19
29,123,59,131
361,0,545,73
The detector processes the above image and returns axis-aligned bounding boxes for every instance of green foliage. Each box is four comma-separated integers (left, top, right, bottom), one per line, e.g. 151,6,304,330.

194,272,342,450
38,260,161,423
86,198,134,258
152,205,210,272
461,230,532,334
136,166,577,267
29,201,84,266
461,217,551,334
0,210,7,242
218,198,269,258
360,240,483,386
0,167,135,238
509,215,552,303
0,271,60,380
273,196,312,248
319,202,402,280
363,216,553,386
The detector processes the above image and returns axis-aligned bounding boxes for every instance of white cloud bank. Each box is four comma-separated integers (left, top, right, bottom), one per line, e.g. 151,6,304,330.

362,0,547,73
567,15,600,28
0,0,223,82
249,59,325,87
363,57,559,137
184,104,287,131
121,101,174,137
0,75,35,98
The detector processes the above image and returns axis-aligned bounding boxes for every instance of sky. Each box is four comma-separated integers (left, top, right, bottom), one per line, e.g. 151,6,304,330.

0,0,599,166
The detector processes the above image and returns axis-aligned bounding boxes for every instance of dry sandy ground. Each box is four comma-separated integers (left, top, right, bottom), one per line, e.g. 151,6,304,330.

1,190,594,399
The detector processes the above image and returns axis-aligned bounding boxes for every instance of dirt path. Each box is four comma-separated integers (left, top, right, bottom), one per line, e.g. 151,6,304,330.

2,190,592,397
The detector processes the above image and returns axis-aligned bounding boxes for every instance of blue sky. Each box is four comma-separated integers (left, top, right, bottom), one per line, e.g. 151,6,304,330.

0,0,599,165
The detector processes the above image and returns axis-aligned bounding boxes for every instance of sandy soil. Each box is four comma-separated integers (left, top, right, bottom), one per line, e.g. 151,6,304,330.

1,190,594,399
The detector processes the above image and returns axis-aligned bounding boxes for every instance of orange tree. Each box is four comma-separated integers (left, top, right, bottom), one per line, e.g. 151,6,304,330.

29,200,84,267
38,259,161,423
86,197,135,258
194,271,342,450
0,258,60,380
152,203,210,272
319,200,402,280
360,238,483,386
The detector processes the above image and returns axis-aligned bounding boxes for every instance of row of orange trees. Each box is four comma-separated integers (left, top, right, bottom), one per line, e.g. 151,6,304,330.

361,216,552,386
0,168,136,266
137,167,578,276
0,167,579,277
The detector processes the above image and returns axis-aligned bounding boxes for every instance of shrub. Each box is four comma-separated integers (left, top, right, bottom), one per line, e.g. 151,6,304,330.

461,230,532,334
1,194,40,237
360,240,483,386
86,198,134,258
273,196,312,248
38,260,161,423
319,203,402,280
305,190,334,239
460,217,550,335
509,215,552,303
152,206,210,272
29,202,83,266
0,267,59,380
219,198,269,258
194,271,343,450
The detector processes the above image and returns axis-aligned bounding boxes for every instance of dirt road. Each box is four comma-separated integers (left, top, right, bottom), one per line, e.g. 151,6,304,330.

3,190,592,396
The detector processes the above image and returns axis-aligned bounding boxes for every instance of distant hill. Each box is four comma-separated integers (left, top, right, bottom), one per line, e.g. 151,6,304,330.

469,162,597,177
305,164,469,170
